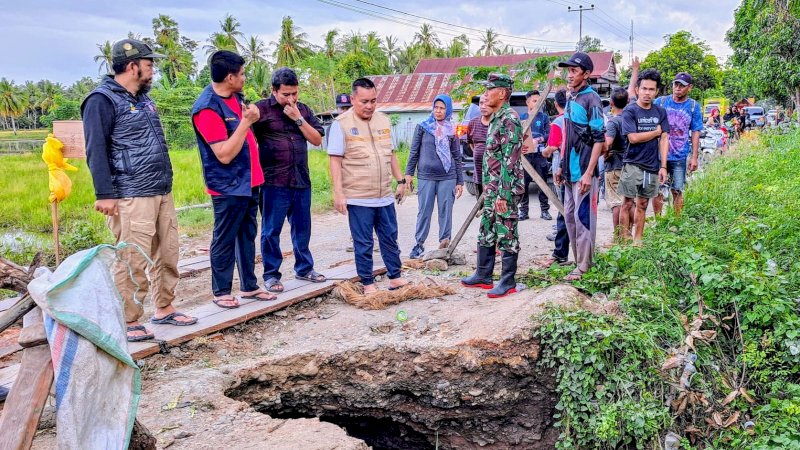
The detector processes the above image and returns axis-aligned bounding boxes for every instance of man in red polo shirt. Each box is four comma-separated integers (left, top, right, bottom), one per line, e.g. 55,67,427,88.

192,51,275,309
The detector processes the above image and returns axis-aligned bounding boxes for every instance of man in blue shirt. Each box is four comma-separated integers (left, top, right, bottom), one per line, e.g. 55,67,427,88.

557,52,605,281
652,72,704,216
519,90,552,221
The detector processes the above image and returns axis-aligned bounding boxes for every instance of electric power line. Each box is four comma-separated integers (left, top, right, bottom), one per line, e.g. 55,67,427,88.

316,0,577,51
352,0,576,44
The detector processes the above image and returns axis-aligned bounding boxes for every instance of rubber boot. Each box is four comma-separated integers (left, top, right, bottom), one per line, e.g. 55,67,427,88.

488,251,518,298
461,245,496,289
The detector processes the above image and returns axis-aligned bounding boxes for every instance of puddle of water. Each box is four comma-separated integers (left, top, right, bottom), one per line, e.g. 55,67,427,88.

0,140,44,153
0,230,49,255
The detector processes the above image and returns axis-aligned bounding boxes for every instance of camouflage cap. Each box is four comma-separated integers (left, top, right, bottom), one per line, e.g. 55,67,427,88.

111,39,165,65
480,73,514,89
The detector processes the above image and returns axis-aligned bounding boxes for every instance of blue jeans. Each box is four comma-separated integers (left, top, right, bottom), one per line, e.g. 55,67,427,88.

210,189,260,297
347,204,403,286
260,186,314,281
411,178,456,257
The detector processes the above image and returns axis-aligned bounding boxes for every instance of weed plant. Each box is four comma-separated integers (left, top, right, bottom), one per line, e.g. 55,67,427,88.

529,130,800,449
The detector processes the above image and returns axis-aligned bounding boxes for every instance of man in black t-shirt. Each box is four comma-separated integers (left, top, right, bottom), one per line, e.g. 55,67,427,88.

619,69,670,244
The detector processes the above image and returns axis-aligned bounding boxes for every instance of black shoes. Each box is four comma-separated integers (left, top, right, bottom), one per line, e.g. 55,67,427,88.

519,211,530,221
541,211,553,221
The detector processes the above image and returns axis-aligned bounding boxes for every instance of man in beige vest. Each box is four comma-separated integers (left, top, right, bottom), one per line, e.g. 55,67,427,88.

328,78,410,294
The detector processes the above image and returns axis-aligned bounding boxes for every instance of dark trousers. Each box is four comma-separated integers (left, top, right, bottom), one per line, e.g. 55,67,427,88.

553,184,570,260
347,204,403,286
520,153,550,214
210,189,260,297
260,186,314,281
475,182,483,196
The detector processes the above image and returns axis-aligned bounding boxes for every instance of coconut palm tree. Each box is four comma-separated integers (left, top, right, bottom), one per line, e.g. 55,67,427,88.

271,16,312,67
242,35,269,69
0,79,25,134
382,35,399,71
323,29,340,58
446,34,470,58
414,23,440,58
395,44,421,74
248,62,271,98
38,80,62,115
204,33,237,57
219,13,244,51
477,29,503,56
160,39,196,83
94,40,113,75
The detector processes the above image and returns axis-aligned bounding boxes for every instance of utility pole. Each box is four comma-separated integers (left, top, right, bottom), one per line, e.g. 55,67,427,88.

568,4,595,51
629,20,634,65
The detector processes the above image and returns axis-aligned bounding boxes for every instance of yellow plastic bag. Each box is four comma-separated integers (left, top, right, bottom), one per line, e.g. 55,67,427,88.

42,134,78,203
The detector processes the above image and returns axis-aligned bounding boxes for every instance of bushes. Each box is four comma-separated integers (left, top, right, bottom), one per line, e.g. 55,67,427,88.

530,129,800,448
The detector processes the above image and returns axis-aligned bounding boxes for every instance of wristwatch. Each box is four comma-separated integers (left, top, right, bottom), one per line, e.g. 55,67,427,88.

396,179,407,184
295,117,304,126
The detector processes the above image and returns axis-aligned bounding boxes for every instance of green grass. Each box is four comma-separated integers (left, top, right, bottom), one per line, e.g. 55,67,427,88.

528,129,800,449
0,129,49,140
0,146,410,263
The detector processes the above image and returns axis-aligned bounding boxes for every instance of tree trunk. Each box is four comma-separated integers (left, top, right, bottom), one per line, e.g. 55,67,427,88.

794,88,800,122
10,115,17,135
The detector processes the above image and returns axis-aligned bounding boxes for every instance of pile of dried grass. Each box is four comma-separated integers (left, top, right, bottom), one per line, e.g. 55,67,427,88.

333,279,456,310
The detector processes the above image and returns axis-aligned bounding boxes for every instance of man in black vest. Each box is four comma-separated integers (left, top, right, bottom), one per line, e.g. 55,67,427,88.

82,39,197,342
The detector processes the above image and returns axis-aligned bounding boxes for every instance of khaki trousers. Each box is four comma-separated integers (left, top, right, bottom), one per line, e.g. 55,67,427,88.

107,194,179,322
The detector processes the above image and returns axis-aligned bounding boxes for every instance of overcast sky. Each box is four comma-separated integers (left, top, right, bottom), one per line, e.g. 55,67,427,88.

0,0,741,85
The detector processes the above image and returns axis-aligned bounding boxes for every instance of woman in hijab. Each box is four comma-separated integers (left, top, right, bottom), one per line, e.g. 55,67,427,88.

404,94,464,259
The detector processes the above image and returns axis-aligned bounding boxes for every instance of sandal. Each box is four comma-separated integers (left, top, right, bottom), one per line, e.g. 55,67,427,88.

297,270,326,283
563,270,584,282
240,290,277,301
150,312,198,326
265,277,284,293
213,297,240,309
126,325,155,342
388,280,410,291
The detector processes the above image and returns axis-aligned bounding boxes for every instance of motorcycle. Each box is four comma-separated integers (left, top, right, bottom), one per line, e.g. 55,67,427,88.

699,127,724,168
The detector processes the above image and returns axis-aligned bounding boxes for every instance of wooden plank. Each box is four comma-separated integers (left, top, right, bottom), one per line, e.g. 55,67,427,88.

128,263,385,359
0,364,19,389
0,345,53,449
0,294,34,335
0,296,21,313
446,193,485,260
520,156,564,216
0,309,52,449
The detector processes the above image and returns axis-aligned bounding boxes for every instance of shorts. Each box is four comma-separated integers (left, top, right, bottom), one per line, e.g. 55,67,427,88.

665,159,687,193
604,169,623,209
618,164,659,199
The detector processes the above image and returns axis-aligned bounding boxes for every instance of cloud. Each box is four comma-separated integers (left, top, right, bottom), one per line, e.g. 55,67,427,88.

0,0,741,84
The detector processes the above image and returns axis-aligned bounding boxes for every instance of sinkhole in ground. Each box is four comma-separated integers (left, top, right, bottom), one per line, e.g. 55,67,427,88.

226,342,560,449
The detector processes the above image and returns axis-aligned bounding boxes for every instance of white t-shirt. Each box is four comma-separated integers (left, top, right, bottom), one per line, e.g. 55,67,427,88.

327,121,395,207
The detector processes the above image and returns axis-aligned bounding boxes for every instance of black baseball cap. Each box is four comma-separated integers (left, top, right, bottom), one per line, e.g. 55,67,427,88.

335,93,352,107
111,39,164,65
558,52,594,73
673,72,693,86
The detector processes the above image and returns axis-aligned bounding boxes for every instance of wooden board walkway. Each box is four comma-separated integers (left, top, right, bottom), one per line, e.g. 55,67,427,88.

0,262,384,394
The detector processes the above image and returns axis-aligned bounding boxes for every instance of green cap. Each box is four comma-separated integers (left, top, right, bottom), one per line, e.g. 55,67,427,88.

481,73,514,89
111,39,165,65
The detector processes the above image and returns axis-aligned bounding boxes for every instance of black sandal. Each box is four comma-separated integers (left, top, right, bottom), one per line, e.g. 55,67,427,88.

265,277,285,293
297,270,326,283
126,325,155,342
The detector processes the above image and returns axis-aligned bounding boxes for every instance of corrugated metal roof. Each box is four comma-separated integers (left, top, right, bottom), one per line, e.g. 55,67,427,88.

368,73,455,106
377,102,465,113
413,51,616,79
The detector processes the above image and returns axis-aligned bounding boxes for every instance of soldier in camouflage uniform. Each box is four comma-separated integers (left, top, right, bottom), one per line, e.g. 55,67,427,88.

462,73,524,298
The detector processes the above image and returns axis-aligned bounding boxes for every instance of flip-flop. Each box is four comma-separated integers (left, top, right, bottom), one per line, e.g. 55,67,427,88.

563,270,584,282
126,325,155,342
213,297,240,309
297,270,327,283
150,312,198,326
240,291,277,301
265,277,285,293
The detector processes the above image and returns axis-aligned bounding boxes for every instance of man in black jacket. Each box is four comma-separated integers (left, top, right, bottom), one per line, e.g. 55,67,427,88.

81,38,197,342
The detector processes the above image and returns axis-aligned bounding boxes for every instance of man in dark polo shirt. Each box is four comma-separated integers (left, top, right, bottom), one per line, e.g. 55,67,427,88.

253,67,326,293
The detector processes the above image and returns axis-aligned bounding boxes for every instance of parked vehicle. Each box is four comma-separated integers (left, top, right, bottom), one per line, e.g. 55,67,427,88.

767,109,777,127
703,97,729,120
458,92,558,196
699,127,724,168
744,106,766,128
